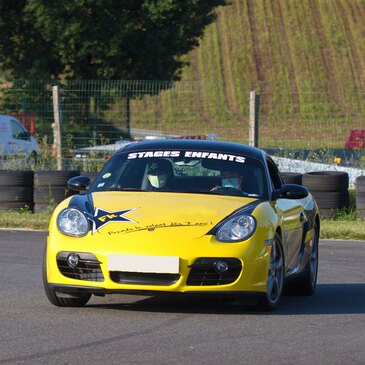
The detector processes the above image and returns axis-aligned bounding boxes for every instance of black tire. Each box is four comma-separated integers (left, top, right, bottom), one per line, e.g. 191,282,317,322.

357,209,365,219
0,186,33,203
303,171,349,192
280,172,303,185
319,208,340,219
33,203,52,213
34,186,75,204
259,233,284,311
356,194,365,209
294,222,319,295
35,170,80,186
356,176,365,194
0,170,34,187
43,245,91,307
311,190,349,209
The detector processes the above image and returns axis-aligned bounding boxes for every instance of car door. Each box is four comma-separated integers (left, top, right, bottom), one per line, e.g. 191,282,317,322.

7,118,32,157
267,158,305,272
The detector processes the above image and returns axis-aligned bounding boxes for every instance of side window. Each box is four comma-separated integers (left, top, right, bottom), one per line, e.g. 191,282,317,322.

10,120,28,140
266,157,283,190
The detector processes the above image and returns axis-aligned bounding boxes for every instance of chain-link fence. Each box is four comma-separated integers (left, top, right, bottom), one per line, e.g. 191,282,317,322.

1,79,364,168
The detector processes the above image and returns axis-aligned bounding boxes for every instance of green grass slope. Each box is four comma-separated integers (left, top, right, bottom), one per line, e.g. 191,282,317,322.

131,0,365,147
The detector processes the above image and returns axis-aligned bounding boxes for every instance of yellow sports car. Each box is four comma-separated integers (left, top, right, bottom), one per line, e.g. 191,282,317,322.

43,140,320,310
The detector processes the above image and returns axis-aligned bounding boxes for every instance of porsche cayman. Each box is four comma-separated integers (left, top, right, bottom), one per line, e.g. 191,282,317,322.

43,139,320,310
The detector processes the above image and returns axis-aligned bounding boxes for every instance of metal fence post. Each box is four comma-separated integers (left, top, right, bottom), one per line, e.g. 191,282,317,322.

126,96,131,139
52,85,62,170
249,90,260,147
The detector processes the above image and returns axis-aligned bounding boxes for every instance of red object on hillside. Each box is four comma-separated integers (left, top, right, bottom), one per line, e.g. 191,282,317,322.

13,113,35,135
345,129,365,149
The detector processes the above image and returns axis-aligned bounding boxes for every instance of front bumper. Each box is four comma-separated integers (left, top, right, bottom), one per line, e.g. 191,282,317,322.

45,243,271,296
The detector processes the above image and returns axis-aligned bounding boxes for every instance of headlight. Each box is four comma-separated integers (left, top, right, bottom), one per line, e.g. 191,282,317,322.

57,208,89,237
216,214,256,242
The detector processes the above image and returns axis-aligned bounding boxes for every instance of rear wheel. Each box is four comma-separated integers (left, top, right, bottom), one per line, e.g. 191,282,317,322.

296,223,319,295
27,152,37,167
259,233,284,311
43,246,91,307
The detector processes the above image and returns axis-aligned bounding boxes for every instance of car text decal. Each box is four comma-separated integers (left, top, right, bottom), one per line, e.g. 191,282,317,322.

127,151,245,163
107,220,214,236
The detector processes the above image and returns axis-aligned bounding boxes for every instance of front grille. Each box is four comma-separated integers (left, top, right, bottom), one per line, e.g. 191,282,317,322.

187,258,242,286
110,271,180,286
57,252,104,282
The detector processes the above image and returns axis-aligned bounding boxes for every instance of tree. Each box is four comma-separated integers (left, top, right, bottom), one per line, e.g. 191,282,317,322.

0,0,226,80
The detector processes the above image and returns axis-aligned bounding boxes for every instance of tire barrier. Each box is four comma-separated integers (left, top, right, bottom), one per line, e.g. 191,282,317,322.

302,171,349,191
280,172,303,185
303,171,349,219
0,169,362,216
34,170,80,212
355,176,365,219
0,170,34,211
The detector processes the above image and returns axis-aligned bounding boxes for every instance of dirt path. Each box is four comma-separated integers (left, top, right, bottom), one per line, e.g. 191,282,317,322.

271,1,300,113
336,0,365,92
191,50,211,124
246,0,266,82
307,0,346,110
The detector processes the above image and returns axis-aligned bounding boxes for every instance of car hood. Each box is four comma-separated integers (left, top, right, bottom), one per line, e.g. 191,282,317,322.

82,191,259,237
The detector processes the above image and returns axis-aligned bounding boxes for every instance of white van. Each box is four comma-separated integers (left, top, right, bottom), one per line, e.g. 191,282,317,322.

0,114,40,159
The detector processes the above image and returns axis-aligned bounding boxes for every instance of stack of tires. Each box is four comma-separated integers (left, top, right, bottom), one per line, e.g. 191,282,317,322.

280,172,303,185
303,171,349,219
34,170,80,212
355,176,365,219
0,170,34,212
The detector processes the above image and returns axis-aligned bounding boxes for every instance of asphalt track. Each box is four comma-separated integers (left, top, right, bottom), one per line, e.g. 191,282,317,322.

0,230,364,365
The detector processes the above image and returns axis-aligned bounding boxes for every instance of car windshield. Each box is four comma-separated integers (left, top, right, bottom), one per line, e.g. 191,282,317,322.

90,149,269,199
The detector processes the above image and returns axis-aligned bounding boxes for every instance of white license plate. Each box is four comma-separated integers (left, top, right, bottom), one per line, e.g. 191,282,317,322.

108,254,179,274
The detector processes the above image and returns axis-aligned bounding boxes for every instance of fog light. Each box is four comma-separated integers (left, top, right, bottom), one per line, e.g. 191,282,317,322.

214,260,229,273
67,253,80,268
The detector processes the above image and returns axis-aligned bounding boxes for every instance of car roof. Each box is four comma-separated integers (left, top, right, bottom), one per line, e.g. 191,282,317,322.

116,139,266,161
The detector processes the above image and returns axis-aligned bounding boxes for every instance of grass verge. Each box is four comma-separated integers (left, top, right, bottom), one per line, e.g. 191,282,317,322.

0,211,51,231
320,220,365,241
0,211,364,241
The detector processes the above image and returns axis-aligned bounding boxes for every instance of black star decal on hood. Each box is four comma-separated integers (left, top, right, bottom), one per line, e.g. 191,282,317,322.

91,207,137,233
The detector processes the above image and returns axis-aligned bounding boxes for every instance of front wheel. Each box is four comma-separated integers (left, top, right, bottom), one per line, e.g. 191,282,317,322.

43,246,91,307
259,233,285,311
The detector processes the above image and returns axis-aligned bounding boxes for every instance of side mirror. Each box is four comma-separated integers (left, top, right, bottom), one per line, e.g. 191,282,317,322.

272,184,309,200
67,176,91,192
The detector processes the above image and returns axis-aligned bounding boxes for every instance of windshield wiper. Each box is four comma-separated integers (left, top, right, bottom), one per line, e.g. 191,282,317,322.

103,187,145,192
119,188,145,191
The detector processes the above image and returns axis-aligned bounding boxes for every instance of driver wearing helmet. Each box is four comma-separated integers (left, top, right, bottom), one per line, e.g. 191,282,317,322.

221,170,244,190
211,169,245,196
146,159,174,190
